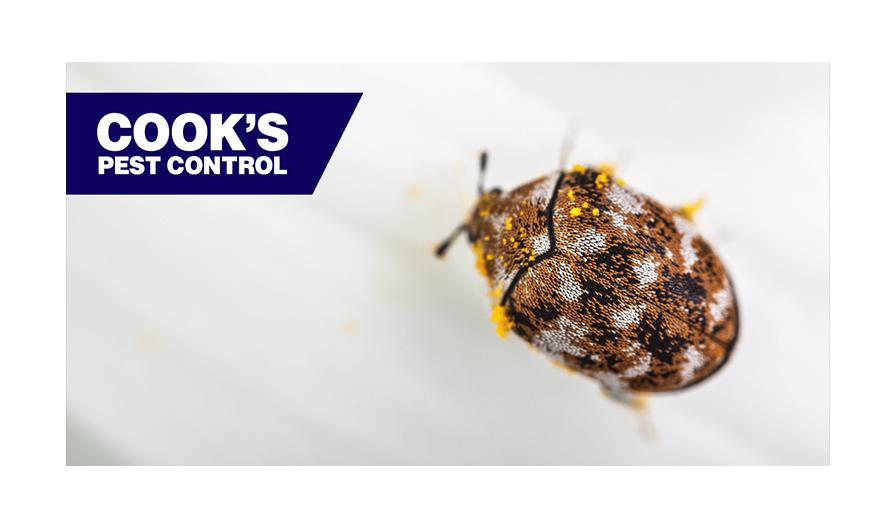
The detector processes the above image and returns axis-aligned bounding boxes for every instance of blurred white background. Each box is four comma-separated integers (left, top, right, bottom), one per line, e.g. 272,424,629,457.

67,63,828,465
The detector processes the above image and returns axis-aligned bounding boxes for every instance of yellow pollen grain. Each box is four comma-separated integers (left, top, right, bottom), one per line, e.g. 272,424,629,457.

510,237,515,243
513,242,520,248
490,304,514,338
597,162,615,176
569,207,582,217
592,207,600,216
678,197,706,221
572,163,587,173
529,255,535,261
581,202,590,209
617,178,627,187
505,217,513,230
486,253,494,261
567,189,575,201
595,173,609,188
472,241,488,277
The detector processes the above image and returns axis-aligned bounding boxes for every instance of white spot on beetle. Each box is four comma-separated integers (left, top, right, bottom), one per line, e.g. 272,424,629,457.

594,371,628,396
531,233,550,255
529,173,558,206
568,228,606,256
632,258,659,287
608,185,644,215
606,210,634,232
709,287,732,322
533,317,588,357
557,263,583,302
622,353,652,379
674,215,698,271
613,304,645,329
679,346,706,385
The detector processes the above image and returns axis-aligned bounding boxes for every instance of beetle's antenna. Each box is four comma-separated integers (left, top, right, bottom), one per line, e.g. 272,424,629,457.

434,224,468,258
476,151,488,195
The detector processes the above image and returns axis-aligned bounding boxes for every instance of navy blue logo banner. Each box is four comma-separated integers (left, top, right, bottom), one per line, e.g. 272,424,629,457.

66,92,361,195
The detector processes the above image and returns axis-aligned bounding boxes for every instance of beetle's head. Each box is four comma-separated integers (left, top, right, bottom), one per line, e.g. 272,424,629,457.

435,151,500,258
465,187,502,243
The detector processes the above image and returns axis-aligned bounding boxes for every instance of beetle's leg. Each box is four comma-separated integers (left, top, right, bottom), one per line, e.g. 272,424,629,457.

675,197,706,221
600,384,642,407
601,387,657,441
633,396,657,442
434,224,469,258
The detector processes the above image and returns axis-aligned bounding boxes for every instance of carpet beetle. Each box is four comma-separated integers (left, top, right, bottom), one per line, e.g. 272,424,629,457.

436,152,739,405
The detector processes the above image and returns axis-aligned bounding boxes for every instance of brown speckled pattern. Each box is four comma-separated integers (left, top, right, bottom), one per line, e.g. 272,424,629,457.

467,167,738,395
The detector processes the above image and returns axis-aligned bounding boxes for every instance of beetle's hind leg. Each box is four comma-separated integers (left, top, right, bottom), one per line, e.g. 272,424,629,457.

601,385,647,408
601,386,657,441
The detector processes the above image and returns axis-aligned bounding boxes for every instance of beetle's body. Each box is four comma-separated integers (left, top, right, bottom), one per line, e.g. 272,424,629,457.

439,158,738,402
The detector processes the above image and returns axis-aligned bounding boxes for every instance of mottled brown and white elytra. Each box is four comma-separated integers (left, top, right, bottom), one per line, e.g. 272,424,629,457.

436,153,738,404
